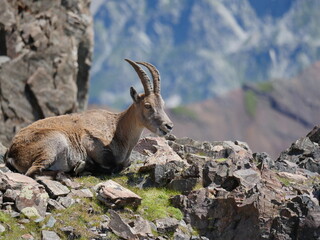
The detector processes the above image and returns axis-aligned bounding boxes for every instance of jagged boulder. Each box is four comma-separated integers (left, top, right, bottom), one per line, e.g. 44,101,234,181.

278,125,320,173
0,0,93,146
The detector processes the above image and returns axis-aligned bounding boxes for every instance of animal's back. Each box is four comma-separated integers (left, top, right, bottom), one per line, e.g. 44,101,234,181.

5,109,118,175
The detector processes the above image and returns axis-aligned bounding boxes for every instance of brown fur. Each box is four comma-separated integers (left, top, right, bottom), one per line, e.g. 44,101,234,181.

4,60,173,177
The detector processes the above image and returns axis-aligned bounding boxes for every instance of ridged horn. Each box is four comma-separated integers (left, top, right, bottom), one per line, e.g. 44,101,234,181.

125,59,152,95
137,61,160,94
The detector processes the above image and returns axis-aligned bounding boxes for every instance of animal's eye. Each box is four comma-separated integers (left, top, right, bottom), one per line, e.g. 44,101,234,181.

144,103,152,109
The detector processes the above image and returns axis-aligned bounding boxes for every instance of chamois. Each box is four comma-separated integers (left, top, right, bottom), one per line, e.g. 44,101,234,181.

4,59,173,177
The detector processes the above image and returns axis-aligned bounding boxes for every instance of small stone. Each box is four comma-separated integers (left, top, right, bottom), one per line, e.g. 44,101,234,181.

10,210,21,218
21,207,41,219
155,217,180,233
0,224,5,233
57,196,75,208
45,215,56,228
70,188,93,198
18,218,31,224
47,199,65,211
21,233,35,240
42,230,61,240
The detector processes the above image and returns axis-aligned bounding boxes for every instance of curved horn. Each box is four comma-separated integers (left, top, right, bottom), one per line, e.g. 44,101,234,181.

125,59,152,95
137,61,160,94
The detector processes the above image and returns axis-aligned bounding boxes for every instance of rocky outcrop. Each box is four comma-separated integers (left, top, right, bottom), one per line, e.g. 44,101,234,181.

0,130,319,239
277,125,320,174
0,0,93,146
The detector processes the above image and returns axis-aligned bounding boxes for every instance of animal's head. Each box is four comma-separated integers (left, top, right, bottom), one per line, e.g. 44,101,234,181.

125,59,173,136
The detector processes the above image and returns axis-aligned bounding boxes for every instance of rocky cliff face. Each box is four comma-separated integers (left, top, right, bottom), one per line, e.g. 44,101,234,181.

0,129,319,239
0,0,93,146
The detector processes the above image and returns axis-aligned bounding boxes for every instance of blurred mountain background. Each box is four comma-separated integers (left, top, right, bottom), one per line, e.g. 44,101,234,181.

89,0,320,157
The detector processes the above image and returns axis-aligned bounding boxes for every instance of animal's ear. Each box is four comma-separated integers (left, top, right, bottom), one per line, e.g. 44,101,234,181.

130,87,140,103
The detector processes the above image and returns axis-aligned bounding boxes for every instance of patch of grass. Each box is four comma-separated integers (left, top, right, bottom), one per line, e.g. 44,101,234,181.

0,212,41,239
133,188,183,221
215,158,227,162
257,81,274,92
74,175,105,188
171,106,198,120
192,181,204,191
244,90,257,118
51,198,106,239
277,176,292,187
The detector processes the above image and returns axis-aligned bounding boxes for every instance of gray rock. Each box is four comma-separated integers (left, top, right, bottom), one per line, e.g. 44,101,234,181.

15,185,49,217
3,189,19,202
57,196,75,208
0,224,5,233
41,230,61,240
108,210,138,240
167,178,198,193
38,179,70,198
233,169,261,190
135,136,185,173
307,125,320,144
45,216,56,228
94,180,141,208
70,188,93,198
155,217,180,233
130,215,152,237
47,199,65,211
253,152,275,170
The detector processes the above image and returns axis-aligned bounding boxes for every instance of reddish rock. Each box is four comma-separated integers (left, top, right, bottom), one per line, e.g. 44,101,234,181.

0,172,38,191
94,180,141,208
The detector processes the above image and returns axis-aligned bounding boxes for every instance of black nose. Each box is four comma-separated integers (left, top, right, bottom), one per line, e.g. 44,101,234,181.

165,123,173,131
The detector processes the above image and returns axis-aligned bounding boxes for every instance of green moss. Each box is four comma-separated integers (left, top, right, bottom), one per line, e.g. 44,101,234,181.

171,106,198,120
244,90,257,118
215,158,227,162
257,81,274,92
276,176,292,187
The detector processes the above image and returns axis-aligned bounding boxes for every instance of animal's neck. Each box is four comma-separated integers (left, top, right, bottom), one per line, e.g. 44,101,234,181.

115,104,144,149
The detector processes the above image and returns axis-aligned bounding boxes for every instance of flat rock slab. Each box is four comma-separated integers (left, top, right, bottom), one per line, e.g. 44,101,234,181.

277,172,308,184
108,210,138,240
94,180,141,208
15,185,49,217
38,179,70,198
42,230,61,240
0,172,38,191
70,188,93,198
